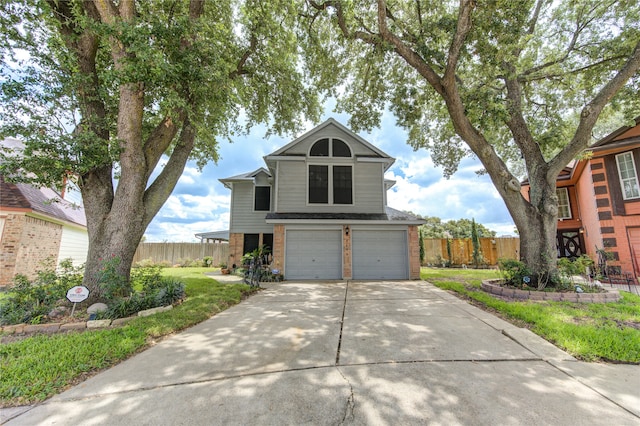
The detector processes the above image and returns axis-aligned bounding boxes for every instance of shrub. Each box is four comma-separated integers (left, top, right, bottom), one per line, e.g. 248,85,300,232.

0,259,83,325
131,265,163,291
498,258,532,287
98,256,132,301
101,278,185,320
203,256,214,267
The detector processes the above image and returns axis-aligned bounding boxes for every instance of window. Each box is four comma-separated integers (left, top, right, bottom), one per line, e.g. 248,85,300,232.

332,139,351,157
616,152,640,200
309,138,351,157
262,234,273,252
309,165,329,203
557,188,571,219
243,234,259,255
254,186,271,211
310,138,329,156
308,138,353,205
333,166,352,204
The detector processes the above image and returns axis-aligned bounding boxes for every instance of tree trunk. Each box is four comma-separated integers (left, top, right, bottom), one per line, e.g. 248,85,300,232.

510,177,559,288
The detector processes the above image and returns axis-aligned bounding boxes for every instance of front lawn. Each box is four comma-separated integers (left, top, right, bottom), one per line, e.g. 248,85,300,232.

0,268,256,407
421,267,640,363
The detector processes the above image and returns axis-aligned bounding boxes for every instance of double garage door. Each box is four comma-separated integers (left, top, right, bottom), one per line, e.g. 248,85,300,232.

285,229,408,280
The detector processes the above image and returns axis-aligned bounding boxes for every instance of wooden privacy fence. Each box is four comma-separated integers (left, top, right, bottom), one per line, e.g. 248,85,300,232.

133,243,229,266
423,237,520,267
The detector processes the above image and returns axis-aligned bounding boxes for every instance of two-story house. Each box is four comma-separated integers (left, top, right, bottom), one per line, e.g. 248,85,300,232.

521,116,640,278
220,118,425,280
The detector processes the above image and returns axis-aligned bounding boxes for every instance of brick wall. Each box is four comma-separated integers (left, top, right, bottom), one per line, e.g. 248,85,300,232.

0,214,62,286
227,233,244,269
342,225,352,279
272,225,285,274
408,225,421,279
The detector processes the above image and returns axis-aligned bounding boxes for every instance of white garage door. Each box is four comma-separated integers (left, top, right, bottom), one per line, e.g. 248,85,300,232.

352,230,408,279
286,230,342,280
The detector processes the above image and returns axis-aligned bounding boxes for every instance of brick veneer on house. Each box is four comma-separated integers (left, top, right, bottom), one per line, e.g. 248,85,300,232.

0,213,62,286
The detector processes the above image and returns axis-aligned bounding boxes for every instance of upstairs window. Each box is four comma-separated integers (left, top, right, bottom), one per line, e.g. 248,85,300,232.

333,166,352,204
309,165,329,204
309,138,352,157
308,138,353,205
556,188,571,219
254,186,271,211
616,152,640,200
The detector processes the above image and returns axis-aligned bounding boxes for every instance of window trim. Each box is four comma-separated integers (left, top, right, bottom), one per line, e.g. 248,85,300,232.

253,185,271,212
556,187,572,220
307,163,354,206
615,151,640,200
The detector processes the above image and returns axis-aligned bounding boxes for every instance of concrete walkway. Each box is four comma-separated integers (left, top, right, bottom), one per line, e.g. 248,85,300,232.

3,281,639,425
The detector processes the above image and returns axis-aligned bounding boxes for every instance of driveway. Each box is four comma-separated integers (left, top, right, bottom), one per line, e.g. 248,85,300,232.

3,281,639,425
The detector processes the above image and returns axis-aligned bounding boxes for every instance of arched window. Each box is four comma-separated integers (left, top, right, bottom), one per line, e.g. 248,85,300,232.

308,138,353,204
309,138,352,157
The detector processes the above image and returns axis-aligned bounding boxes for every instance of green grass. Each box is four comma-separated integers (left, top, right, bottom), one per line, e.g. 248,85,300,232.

0,268,256,407
421,267,640,363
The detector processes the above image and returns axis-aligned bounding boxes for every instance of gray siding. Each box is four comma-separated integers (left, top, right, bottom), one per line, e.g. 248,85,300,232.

229,182,274,233
278,123,382,157
276,161,384,213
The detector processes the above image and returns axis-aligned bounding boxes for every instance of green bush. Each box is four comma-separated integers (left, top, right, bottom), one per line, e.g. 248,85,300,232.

131,265,163,291
101,277,185,320
98,256,132,301
498,258,532,287
0,259,83,325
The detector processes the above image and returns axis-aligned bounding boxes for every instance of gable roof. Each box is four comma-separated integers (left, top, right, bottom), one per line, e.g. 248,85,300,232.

264,118,395,171
589,115,640,152
0,175,87,227
219,167,271,189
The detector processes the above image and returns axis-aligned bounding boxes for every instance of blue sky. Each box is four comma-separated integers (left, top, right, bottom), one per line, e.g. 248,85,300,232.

143,106,516,242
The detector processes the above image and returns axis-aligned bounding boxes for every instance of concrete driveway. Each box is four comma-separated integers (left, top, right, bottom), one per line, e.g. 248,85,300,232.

3,281,639,425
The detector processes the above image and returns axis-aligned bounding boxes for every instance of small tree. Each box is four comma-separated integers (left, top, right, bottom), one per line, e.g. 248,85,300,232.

419,227,425,265
471,219,482,268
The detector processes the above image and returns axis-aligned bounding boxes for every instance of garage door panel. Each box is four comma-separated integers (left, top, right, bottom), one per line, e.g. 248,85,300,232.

353,230,408,280
286,230,342,280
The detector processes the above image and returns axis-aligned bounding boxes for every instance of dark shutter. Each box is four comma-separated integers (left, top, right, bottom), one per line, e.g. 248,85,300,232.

604,154,626,216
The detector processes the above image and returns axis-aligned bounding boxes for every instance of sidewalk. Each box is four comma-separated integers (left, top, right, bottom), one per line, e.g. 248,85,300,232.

3,280,639,425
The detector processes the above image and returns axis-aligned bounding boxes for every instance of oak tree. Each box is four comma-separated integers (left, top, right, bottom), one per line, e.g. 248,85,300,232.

0,0,320,298
303,0,640,285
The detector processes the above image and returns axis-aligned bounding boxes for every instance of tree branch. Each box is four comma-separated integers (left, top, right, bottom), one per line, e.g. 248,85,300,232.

143,120,196,226
375,0,444,94
550,39,640,177
444,0,475,85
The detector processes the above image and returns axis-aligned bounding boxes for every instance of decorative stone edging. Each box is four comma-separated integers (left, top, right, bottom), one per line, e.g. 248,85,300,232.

481,279,620,303
1,305,173,336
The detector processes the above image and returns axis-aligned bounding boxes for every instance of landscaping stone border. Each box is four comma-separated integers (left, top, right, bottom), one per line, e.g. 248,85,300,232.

481,279,620,303
1,305,173,336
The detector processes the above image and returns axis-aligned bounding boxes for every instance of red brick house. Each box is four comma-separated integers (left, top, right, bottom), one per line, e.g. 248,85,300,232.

0,140,88,287
522,117,640,279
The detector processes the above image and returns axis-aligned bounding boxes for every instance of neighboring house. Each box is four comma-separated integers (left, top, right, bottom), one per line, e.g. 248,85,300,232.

219,118,425,280
521,117,640,278
0,138,88,287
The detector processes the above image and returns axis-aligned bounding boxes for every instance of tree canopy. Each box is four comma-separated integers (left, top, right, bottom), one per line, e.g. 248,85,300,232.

0,0,321,296
419,216,496,239
302,0,640,285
